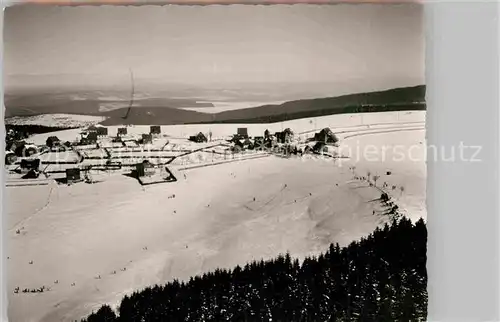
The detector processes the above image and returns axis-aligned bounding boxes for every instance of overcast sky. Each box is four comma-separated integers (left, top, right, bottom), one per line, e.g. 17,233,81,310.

4,4,424,90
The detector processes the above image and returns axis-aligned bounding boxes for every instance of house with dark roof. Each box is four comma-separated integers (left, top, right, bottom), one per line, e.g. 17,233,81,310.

46,136,61,148
275,128,294,144
96,127,108,136
150,126,161,135
141,134,153,144
5,152,17,165
314,128,339,144
236,128,248,138
66,168,82,184
117,127,128,136
87,125,108,137
136,160,155,177
189,132,207,143
20,158,41,173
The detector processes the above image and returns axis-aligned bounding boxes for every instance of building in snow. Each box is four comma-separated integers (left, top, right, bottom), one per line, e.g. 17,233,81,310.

66,168,82,184
313,141,335,154
136,160,155,177
8,141,25,156
80,132,98,145
189,132,208,143
242,138,254,150
150,126,161,135
46,136,61,148
275,128,294,144
141,134,153,144
117,127,128,136
96,127,108,136
5,151,17,165
87,125,108,137
20,158,41,173
24,144,39,156
314,128,339,144
10,141,38,157
236,128,249,139
253,136,265,150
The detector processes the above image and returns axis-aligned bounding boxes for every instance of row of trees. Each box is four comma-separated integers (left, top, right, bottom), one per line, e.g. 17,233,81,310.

82,217,427,322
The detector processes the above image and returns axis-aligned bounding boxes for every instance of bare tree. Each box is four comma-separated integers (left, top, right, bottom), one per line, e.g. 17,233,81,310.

351,165,356,178
372,175,380,187
400,186,405,195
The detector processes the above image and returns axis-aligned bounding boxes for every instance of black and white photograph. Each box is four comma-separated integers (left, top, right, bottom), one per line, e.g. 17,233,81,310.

4,3,427,321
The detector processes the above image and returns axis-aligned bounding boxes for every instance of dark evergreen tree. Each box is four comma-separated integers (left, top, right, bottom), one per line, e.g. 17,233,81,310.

81,217,427,322
82,305,116,322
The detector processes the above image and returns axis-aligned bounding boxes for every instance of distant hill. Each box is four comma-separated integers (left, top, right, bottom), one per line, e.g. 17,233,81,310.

4,91,214,118
5,85,425,125
206,85,426,124
100,106,213,126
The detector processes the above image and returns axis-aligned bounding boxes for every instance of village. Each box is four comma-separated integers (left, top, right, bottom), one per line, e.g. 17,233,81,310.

4,111,426,322
4,123,342,187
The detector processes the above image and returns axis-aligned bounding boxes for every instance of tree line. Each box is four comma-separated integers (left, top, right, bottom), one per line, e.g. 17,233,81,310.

82,217,427,322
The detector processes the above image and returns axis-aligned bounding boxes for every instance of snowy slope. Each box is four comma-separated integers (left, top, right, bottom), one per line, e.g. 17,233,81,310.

5,114,106,128
6,111,426,322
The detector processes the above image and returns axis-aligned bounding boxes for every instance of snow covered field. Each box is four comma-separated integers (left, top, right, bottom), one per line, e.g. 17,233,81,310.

5,114,106,128
6,111,426,322
24,111,424,146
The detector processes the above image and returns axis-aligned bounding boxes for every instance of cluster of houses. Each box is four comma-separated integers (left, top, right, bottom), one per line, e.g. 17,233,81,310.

77,125,162,146
6,122,342,186
224,126,339,155
5,124,169,185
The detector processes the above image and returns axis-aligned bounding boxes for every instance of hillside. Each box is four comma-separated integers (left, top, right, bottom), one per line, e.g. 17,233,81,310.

208,85,426,123
82,218,427,322
4,92,214,118
100,106,213,125
5,85,425,125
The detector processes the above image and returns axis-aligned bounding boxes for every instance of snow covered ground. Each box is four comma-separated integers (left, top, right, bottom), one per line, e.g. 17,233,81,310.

5,114,106,128
5,111,426,322
180,101,286,113
23,111,424,146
